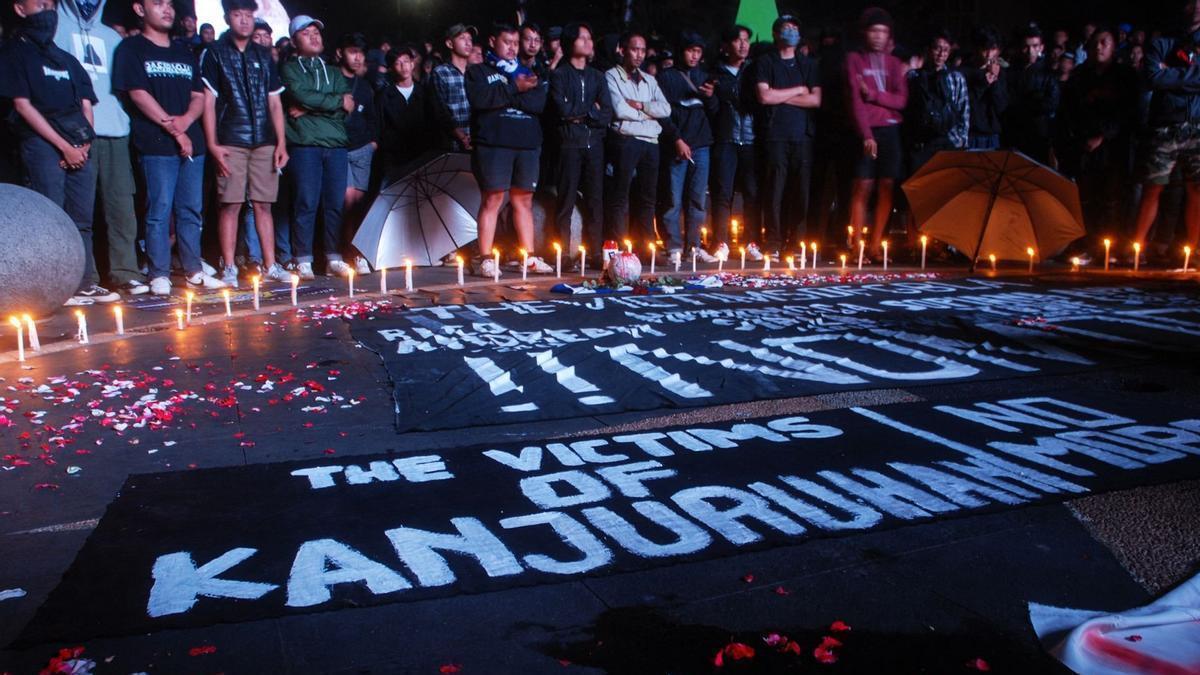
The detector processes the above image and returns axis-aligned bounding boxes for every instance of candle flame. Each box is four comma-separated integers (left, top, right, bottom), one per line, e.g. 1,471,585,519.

920,235,927,244
1186,245,1193,254
989,254,996,262
1071,256,1081,266
291,274,299,285
519,248,527,257
1133,242,1142,252
1026,247,1035,256
553,242,561,252
8,316,20,327
456,255,464,265
74,310,84,319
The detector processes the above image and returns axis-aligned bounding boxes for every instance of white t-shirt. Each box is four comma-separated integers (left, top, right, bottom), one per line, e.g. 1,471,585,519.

397,84,414,101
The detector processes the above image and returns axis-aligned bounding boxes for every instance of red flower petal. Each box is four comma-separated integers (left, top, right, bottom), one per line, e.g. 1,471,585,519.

773,586,790,596
188,645,217,657
439,665,462,674
1125,635,1143,643
829,620,852,632
741,573,754,583
966,657,991,671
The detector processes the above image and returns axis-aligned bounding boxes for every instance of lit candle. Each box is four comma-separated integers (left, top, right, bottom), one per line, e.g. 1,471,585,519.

252,275,260,310
1185,245,1193,272
623,239,632,254
579,246,586,277
175,308,184,331
405,259,413,291
185,290,194,324
798,242,806,270
691,248,697,274
763,252,771,274
1027,247,1036,273
649,243,656,275
840,253,847,273
520,249,528,282
492,248,501,283
456,255,465,285
75,310,88,344
858,239,865,270
701,227,708,246
786,255,795,272
113,306,124,335
553,242,562,278
290,274,299,306
846,225,854,248
222,289,232,317
882,241,889,271
348,268,356,297
22,314,39,351
9,317,24,362
1071,256,1081,272
920,235,928,270
731,219,739,243
739,246,746,270
1133,242,1142,272
989,254,997,272
717,248,725,272
810,242,818,268
380,267,388,294
1103,238,1112,272
674,251,681,273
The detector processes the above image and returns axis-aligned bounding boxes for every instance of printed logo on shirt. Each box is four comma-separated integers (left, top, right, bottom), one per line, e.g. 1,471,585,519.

487,73,507,85
42,65,70,81
70,33,108,76
144,60,194,78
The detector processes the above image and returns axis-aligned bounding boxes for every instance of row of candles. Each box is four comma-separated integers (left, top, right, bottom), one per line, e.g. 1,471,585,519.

7,234,1195,361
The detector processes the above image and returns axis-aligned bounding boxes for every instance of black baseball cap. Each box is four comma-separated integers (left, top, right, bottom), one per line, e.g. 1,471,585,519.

444,23,477,41
773,15,800,32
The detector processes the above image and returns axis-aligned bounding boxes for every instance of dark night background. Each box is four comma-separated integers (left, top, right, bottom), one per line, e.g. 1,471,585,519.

35,0,1185,51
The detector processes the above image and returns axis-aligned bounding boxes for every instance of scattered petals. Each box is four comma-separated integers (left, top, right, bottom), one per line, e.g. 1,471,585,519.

829,620,852,632
188,645,217,657
713,642,756,667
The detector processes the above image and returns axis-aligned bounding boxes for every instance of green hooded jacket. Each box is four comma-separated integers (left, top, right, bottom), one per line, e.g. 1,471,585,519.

280,55,351,148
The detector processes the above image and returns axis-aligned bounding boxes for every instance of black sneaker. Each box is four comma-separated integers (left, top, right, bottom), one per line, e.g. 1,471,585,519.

74,284,120,303
115,279,149,296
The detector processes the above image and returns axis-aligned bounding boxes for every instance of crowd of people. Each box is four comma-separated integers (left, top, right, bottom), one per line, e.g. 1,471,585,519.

2,0,1199,305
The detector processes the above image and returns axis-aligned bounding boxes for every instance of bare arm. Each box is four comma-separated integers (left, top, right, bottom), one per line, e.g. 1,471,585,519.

757,81,811,105
784,86,821,108
268,93,288,169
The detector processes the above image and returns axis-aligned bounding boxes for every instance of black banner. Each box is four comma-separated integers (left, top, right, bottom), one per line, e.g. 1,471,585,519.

18,393,1200,644
353,279,1200,431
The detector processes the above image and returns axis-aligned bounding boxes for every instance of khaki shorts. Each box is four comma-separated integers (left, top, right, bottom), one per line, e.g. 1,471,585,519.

217,145,279,203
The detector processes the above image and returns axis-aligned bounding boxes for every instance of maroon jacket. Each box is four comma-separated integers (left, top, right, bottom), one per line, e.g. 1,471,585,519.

845,50,908,141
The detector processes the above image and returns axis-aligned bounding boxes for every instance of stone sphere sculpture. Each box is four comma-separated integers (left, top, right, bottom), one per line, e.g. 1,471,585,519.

0,184,85,317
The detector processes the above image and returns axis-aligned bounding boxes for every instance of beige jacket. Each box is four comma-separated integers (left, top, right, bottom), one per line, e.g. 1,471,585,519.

605,66,672,143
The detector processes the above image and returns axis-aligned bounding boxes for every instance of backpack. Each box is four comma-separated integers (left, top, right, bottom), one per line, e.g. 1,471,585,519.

910,68,955,140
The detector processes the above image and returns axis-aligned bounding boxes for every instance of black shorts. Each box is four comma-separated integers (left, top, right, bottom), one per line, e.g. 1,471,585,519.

853,124,903,180
473,146,540,192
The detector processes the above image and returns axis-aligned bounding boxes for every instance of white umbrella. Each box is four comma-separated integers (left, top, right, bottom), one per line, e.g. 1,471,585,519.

353,153,480,268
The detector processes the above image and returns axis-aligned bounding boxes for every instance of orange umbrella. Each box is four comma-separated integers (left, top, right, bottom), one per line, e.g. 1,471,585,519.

902,150,1085,270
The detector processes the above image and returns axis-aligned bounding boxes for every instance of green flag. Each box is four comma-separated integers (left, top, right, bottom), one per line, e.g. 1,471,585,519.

734,0,778,43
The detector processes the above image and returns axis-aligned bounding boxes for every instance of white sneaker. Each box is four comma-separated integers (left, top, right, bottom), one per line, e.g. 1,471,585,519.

714,242,731,262
263,263,292,283
694,246,719,263
526,256,554,274
327,259,353,277
479,257,502,279
668,249,683,268
746,243,765,261
186,271,227,290
201,260,217,276
150,277,172,296
354,257,372,275
220,265,239,288
297,262,315,280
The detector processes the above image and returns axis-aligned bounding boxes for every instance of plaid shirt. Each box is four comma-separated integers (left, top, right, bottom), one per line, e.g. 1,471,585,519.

431,63,470,140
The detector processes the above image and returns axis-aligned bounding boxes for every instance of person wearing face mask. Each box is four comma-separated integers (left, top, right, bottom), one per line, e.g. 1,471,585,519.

755,14,821,262
54,0,149,296
1,0,119,304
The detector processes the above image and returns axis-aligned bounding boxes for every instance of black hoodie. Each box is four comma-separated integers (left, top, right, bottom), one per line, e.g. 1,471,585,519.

464,61,547,149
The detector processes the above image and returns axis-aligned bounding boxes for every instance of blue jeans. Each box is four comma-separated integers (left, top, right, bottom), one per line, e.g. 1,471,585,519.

289,145,348,263
661,145,710,251
20,135,98,290
140,154,204,279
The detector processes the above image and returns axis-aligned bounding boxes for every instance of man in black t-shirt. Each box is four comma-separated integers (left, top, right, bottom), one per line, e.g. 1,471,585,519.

0,0,119,305
114,0,226,296
754,15,821,259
